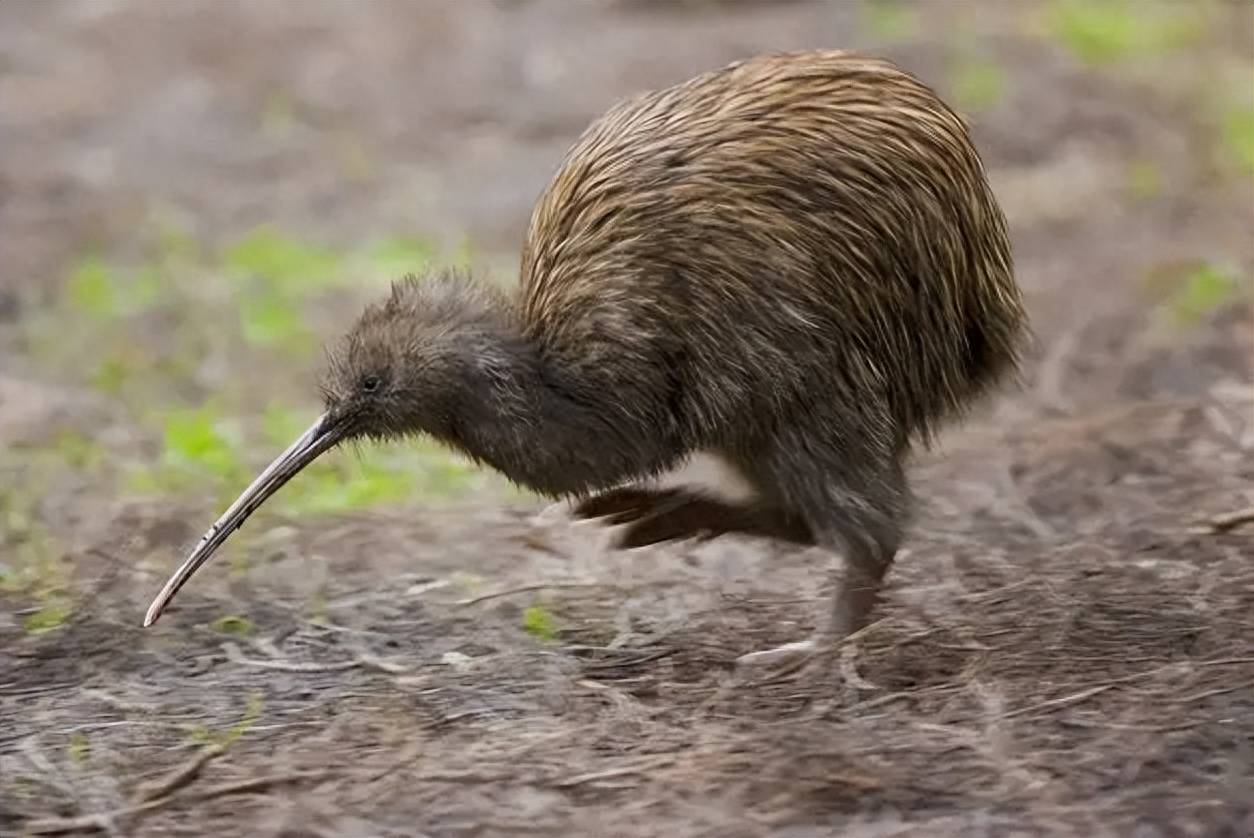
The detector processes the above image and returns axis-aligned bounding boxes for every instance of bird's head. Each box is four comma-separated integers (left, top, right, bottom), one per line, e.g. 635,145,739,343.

143,270,514,627
319,271,512,442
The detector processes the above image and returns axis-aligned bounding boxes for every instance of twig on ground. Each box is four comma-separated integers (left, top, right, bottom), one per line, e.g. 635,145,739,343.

82,689,157,713
552,756,676,789
456,582,605,607
998,684,1113,720
1199,506,1254,534
189,771,335,801
22,800,169,836
1058,718,1206,734
352,652,413,674
578,648,676,671
221,642,360,673
18,737,118,835
1195,657,1254,668
1176,681,1254,703
135,745,224,803
22,769,335,834
364,710,520,783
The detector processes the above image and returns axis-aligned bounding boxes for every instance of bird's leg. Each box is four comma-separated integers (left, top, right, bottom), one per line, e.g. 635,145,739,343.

825,523,901,641
734,524,900,675
732,435,908,675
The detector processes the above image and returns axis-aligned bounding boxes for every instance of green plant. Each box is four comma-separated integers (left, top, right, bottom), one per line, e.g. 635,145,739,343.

0,489,70,606
239,292,312,348
89,355,133,396
1220,104,1254,176
51,431,104,471
22,599,72,635
64,257,161,319
64,257,119,317
1166,263,1243,326
1046,0,1204,66
128,406,255,509
225,227,342,291
522,605,559,642
159,407,248,483
210,615,256,636
949,55,1006,113
187,692,264,747
863,0,919,42
68,732,91,764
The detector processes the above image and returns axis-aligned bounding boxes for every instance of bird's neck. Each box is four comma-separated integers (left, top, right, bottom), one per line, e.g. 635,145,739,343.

437,316,664,499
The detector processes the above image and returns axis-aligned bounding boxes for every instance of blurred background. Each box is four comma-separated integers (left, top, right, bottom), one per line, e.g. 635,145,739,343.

2,1,1252,836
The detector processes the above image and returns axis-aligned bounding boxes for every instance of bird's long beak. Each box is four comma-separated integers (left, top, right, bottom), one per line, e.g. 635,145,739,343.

143,411,345,627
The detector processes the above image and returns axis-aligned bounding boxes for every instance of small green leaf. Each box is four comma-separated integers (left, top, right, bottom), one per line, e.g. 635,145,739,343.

186,725,214,745
863,0,919,42
1167,264,1242,326
23,601,71,635
224,227,342,292
52,431,103,471
65,257,118,317
950,57,1006,114
210,615,255,636
64,256,162,319
239,293,310,347
522,605,559,642
219,693,264,747
1221,105,1254,176
1046,0,1204,66
159,407,247,485
90,356,131,395
68,732,91,764
165,410,230,465
184,692,264,748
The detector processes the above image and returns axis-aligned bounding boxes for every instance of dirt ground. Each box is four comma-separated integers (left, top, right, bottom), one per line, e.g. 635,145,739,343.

2,1,1253,836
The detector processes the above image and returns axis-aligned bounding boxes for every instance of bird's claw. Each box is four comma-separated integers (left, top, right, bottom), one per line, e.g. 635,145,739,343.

734,638,821,677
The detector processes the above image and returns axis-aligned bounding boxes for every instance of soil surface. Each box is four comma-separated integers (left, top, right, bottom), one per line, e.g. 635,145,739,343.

2,1,1252,836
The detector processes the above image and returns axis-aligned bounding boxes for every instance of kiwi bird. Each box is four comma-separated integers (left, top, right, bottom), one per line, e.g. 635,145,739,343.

143,50,1027,667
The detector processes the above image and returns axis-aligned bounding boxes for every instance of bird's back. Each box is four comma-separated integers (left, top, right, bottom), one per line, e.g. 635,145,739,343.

518,50,1025,447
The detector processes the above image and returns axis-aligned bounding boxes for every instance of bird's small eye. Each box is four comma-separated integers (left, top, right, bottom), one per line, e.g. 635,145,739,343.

361,375,381,393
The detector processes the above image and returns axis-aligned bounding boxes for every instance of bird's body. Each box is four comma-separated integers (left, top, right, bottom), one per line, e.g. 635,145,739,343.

145,50,1027,663
524,51,1019,450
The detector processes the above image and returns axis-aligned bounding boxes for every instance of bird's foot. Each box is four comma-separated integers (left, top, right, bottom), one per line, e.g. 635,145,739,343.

733,607,867,681
735,638,818,669
732,637,838,682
